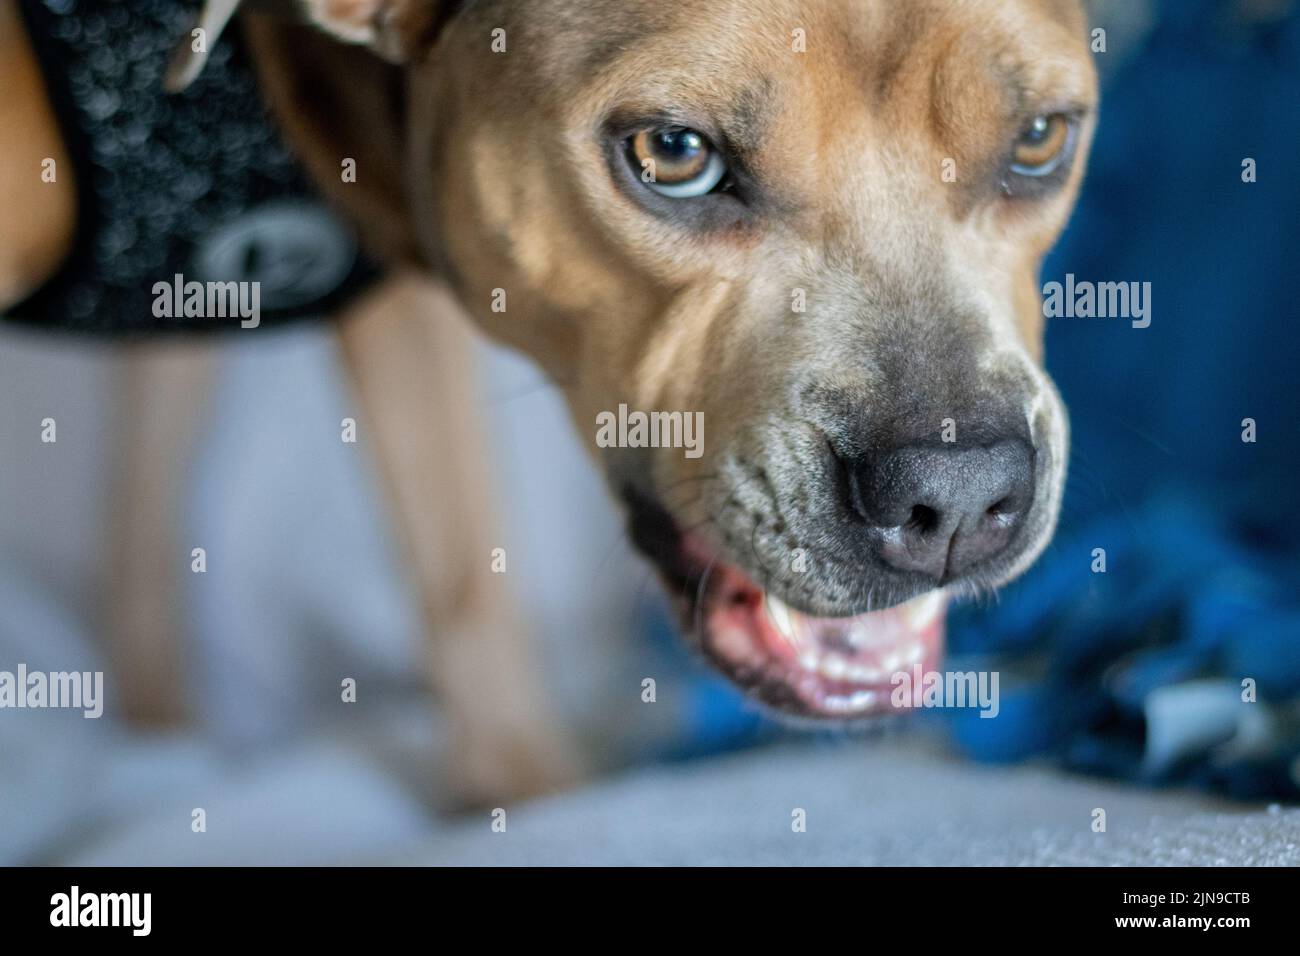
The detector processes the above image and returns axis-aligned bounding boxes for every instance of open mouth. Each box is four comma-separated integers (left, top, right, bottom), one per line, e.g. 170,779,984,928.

627,492,947,720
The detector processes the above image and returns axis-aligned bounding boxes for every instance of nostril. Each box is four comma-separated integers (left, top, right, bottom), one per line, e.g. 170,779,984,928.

985,492,1031,527
908,504,940,534
986,497,1011,517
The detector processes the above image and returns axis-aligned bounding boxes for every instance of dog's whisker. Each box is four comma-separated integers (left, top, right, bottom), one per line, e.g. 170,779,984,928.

691,557,720,639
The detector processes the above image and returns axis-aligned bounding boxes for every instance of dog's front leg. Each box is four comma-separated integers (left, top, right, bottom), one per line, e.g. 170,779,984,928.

104,342,217,725
336,273,584,810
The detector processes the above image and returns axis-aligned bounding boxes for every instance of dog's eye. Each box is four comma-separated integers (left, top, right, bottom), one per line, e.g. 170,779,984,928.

1010,114,1074,177
629,126,727,198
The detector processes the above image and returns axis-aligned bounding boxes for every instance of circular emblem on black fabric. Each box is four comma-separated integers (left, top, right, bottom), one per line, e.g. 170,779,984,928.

192,202,358,312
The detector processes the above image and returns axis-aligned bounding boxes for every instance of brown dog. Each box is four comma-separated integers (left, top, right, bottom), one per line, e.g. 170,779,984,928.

1,0,1096,796
280,0,1097,715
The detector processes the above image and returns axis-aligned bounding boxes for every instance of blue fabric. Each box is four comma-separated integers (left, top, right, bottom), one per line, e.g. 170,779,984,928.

944,0,1300,800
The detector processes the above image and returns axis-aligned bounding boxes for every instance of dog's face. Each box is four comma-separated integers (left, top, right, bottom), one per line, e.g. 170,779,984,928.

321,0,1097,719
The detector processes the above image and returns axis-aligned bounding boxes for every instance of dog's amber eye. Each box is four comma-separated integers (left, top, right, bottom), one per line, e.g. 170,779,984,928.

1011,114,1074,176
630,126,727,198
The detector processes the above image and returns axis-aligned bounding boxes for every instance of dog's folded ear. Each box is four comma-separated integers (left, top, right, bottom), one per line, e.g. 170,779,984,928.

240,1,460,267
166,1,448,91
299,0,451,63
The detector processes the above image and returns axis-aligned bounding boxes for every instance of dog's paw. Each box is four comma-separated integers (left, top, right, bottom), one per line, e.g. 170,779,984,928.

442,722,586,812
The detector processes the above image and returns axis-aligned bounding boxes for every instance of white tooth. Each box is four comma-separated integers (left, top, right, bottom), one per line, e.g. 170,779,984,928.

881,641,924,674
824,689,879,714
764,594,798,641
846,664,884,683
901,590,945,629
847,622,894,650
799,651,821,671
821,655,849,680
846,622,880,648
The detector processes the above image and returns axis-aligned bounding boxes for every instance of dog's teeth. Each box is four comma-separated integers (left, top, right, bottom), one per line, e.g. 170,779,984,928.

900,589,945,629
882,640,926,674
845,622,878,648
820,654,849,680
845,663,884,683
823,689,879,713
764,594,799,642
846,621,894,649
799,651,820,671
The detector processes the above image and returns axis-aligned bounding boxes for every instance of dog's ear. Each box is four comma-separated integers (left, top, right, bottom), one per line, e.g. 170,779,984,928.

239,2,459,266
298,0,451,63
166,1,447,91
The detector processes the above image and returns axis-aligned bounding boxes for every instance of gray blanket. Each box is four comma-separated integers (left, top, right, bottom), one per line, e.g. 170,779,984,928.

400,741,1299,866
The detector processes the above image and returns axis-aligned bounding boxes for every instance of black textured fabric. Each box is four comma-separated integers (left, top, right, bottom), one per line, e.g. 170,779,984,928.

8,0,378,335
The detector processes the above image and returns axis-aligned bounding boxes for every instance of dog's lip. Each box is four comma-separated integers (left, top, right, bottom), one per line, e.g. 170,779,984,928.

625,489,948,719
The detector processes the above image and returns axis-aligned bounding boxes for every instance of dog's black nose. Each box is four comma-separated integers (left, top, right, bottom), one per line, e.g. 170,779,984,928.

853,439,1035,582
